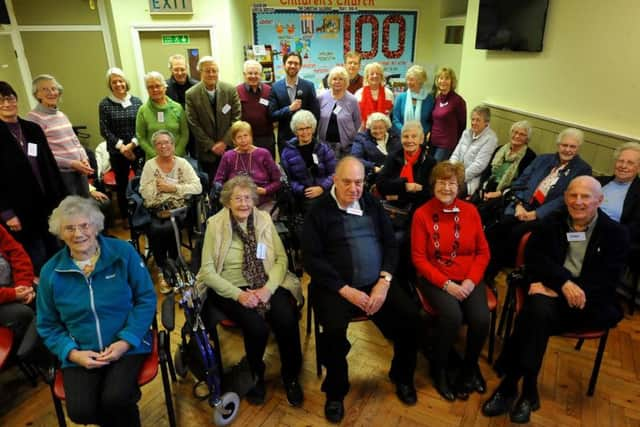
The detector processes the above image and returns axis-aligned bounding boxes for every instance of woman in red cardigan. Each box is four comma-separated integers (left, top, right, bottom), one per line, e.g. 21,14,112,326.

0,223,35,349
411,161,490,402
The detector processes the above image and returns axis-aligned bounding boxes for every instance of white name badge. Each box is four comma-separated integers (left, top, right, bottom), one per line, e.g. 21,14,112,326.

259,98,269,106
312,153,319,165
346,207,363,216
221,104,231,114
334,105,343,114
164,176,178,185
157,111,165,123
27,143,38,157
256,242,267,259
122,99,132,108
566,232,586,242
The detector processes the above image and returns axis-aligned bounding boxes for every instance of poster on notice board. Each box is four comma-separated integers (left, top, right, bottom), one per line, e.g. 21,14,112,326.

252,4,417,89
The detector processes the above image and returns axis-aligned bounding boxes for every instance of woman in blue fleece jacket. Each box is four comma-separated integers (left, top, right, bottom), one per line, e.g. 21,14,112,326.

36,196,156,427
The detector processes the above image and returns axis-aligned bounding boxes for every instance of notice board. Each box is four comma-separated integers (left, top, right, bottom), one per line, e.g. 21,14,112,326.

252,5,417,87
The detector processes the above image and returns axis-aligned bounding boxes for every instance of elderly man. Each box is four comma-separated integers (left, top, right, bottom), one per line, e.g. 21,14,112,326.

303,156,419,423
185,56,240,178
268,51,320,153
482,176,629,423
237,60,276,157
166,54,198,108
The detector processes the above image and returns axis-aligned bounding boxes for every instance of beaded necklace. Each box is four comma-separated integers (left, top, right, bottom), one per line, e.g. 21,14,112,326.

431,211,460,266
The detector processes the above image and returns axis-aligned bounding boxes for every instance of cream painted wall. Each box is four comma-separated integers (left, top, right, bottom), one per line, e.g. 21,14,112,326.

458,0,640,139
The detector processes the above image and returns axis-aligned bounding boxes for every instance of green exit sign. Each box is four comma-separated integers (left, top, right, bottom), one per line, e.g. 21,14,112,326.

162,34,190,45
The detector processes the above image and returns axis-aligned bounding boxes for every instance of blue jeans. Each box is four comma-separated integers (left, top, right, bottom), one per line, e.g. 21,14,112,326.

429,146,453,162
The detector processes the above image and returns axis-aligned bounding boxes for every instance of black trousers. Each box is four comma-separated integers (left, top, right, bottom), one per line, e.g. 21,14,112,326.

206,287,302,382
0,302,34,349
417,278,489,367
485,215,539,282
312,281,419,400
62,353,146,427
146,216,181,268
110,151,137,220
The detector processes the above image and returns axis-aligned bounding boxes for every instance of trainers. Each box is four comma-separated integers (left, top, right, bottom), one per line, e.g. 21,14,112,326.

157,274,172,295
284,379,304,407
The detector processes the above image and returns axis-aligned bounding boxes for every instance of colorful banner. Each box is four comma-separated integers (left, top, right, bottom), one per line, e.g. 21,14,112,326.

253,7,417,88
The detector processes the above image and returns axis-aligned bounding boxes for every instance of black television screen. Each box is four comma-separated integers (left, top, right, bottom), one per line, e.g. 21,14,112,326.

475,0,549,52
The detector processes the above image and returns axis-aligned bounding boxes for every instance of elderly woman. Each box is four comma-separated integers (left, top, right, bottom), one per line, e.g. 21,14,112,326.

197,176,304,406
411,161,490,402
392,65,434,139
136,71,189,159
355,62,395,127
351,112,400,176
376,120,436,210
26,74,93,197
0,224,35,352
484,128,592,284
99,68,144,223
139,130,202,292
214,121,281,211
317,66,362,158
0,81,66,275
449,106,498,196
429,67,467,161
281,110,337,209
36,196,156,427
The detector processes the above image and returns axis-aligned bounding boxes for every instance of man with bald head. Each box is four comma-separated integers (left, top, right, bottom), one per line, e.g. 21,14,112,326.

303,156,419,423
483,176,629,423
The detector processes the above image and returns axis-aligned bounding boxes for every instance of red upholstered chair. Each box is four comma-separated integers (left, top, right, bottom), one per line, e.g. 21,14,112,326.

415,282,498,363
48,326,176,427
0,325,39,385
0,327,13,370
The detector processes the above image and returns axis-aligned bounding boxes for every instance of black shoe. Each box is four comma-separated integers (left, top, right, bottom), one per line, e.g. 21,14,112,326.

324,399,344,424
396,383,417,406
432,368,455,401
482,389,517,417
509,394,540,424
284,379,304,407
245,377,266,405
454,377,470,401
471,368,487,394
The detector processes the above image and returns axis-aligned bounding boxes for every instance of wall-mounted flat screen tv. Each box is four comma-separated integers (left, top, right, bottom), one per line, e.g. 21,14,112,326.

475,0,550,52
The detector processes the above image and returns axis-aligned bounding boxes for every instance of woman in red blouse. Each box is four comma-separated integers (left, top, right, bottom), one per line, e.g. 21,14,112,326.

411,161,490,402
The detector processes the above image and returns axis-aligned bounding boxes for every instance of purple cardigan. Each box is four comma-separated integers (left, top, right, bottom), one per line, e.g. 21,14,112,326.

316,90,361,158
430,90,467,151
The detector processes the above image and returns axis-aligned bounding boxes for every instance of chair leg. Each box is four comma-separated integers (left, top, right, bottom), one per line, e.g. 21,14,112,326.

587,331,609,397
497,283,514,338
159,342,177,427
50,386,67,427
575,338,585,350
488,309,497,364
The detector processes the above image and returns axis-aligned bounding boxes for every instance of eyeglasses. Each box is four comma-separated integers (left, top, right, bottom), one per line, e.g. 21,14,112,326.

296,126,313,133
231,195,253,204
435,180,458,188
62,222,91,234
0,95,17,104
154,140,173,146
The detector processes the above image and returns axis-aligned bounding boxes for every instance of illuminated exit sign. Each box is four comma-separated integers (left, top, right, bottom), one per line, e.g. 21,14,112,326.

162,34,191,45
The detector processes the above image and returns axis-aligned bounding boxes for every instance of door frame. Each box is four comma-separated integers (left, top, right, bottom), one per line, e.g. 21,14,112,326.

130,23,216,100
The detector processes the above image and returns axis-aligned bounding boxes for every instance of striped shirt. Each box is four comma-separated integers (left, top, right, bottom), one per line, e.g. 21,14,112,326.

27,104,87,171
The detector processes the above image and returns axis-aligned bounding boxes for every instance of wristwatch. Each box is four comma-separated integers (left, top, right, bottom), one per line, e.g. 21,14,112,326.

380,273,392,284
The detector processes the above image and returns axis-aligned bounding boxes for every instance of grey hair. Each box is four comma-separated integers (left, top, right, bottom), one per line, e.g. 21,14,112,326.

48,196,104,238
401,120,424,136
243,59,262,73
197,56,217,72
151,130,175,145
105,67,129,92
328,66,349,84
557,127,584,146
510,120,532,140
290,109,318,134
366,112,392,130
144,71,167,88
168,54,186,69
32,74,63,100
613,141,640,162
405,65,427,84
220,175,259,208
471,105,491,122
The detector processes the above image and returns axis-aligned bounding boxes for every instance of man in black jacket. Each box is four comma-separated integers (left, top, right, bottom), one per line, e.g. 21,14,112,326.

482,176,629,423
303,156,419,423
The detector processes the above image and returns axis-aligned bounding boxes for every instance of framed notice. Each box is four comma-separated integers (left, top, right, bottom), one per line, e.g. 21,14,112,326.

253,7,417,87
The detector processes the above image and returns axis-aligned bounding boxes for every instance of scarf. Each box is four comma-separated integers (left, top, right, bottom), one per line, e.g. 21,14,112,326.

230,211,270,315
359,86,393,125
400,147,421,183
491,144,528,191
108,93,133,108
403,87,428,124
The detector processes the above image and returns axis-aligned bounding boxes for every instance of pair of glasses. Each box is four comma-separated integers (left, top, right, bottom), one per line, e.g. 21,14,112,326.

0,95,17,104
232,196,253,203
62,223,91,234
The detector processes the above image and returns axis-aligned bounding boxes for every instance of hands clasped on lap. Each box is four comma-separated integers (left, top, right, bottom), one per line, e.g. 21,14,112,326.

68,340,131,369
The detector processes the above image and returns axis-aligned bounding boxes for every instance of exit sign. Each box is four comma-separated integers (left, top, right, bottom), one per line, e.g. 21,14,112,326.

149,0,192,14
162,34,191,45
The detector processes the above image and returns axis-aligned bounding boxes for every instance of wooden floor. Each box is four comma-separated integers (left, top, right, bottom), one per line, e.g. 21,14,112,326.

2,226,640,426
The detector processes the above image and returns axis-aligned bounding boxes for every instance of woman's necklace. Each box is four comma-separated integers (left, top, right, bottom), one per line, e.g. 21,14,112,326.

432,211,460,266
234,150,253,175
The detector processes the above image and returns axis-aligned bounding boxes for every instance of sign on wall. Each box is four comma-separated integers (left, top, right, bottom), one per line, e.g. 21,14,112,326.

253,6,417,88
149,0,193,14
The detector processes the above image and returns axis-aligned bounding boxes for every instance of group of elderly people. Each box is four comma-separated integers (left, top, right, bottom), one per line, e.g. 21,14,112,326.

1,50,639,427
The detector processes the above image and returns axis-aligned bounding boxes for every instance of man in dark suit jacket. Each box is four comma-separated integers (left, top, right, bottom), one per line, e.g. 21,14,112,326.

268,51,320,153
185,56,241,179
166,54,199,158
482,176,629,423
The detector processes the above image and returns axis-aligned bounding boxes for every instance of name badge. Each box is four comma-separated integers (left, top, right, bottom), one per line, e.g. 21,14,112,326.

346,207,363,216
157,111,165,123
312,153,319,165
122,99,132,108
259,97,269,106
566,232,586,242
256,242,267,259
333,105,343,114
164,176,179,185
221,104,231,114
386,195,399,201
27,143,38,157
